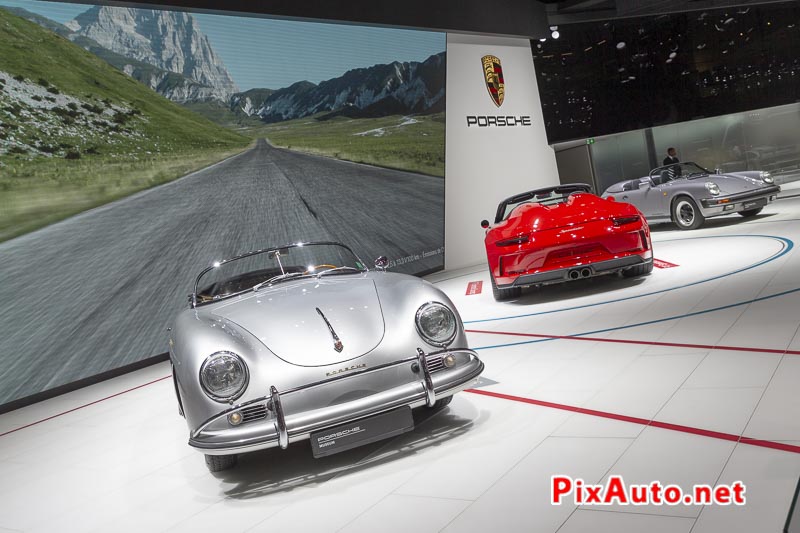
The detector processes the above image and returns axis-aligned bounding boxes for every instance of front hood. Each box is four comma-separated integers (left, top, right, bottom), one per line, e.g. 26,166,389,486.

212,277,384,366
712,173,771,195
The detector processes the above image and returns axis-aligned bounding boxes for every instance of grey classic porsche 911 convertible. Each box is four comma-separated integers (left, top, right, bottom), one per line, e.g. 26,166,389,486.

601,162,780,230
169,242,483,472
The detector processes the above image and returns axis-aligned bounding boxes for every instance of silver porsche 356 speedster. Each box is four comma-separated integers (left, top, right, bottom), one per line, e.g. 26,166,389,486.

169,242,483,472
602,162,780,230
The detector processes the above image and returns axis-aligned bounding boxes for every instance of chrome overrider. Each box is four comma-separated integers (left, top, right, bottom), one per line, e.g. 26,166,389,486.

189,347,483,455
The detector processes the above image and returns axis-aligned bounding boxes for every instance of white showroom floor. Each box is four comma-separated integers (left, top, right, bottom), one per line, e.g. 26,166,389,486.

2,195,800,533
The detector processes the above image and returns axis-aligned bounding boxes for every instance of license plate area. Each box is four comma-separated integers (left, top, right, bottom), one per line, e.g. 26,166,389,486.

742,198,767,210
310,407,414,458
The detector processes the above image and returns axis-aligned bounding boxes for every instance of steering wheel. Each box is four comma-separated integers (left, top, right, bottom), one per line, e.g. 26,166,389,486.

304,264,337,274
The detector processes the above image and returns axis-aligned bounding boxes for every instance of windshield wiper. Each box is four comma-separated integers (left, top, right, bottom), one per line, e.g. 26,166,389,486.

316,266,363,279
252,271,308,291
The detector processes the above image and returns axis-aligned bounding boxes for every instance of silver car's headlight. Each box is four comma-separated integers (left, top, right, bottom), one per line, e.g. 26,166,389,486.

760,171,774,184
416,302,457,347
705,182,720,196
200,351,248,402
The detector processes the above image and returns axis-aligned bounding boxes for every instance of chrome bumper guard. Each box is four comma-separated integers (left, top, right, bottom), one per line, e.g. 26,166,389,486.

189,348,482,454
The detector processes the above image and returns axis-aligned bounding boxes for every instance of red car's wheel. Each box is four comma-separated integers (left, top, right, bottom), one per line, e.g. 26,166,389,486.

491,274,521,301
622,261,654,278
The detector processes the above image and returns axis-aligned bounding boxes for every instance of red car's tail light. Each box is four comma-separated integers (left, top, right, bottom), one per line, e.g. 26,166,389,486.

496,235,530,247
611,215,640,226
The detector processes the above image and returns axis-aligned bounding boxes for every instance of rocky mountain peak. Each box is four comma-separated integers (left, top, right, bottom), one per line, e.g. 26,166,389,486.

66,6,238,101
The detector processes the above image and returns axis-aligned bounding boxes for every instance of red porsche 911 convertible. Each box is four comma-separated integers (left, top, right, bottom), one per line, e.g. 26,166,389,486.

480,184,654,301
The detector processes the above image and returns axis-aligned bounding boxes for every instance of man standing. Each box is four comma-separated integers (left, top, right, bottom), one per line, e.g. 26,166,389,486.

663,147,679,166
662,147,681,179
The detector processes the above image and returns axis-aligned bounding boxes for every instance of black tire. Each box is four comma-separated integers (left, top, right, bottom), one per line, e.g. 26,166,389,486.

672,196,704,230
204,454,238,473
431,395,453,410
622,261,654,278
739,207,763,218
491,274,521,301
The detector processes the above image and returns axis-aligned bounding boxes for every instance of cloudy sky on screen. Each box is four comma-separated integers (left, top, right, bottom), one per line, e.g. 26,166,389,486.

0,0,446,90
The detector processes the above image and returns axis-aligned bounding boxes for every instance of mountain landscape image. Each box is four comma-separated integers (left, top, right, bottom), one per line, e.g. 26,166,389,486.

1,3,447,241
0,2,446,404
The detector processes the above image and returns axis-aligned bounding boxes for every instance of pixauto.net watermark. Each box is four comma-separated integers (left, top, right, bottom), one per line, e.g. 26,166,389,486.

551,475,746,506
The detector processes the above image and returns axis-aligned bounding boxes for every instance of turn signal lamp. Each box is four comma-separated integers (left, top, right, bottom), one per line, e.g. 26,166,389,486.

228,412,243,426
443,354,457,368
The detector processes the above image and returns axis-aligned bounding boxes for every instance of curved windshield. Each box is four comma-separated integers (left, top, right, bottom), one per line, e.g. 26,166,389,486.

193,242,367,305
649,162,711,183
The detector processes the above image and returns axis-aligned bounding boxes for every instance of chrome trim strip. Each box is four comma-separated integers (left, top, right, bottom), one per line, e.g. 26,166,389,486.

417,348,436,407
270,386,289,449
316,307,344,353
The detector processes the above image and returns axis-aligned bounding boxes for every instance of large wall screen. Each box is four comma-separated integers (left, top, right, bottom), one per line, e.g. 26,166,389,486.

0,1,446,406
534,2,800,144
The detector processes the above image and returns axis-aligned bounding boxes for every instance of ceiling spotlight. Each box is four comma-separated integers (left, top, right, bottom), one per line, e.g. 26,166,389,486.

550,25,558,31
540,37,547,42
551,30,560,39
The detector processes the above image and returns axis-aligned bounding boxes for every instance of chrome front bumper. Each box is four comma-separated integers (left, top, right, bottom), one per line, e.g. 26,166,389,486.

700,186,780,214
189,348,483,455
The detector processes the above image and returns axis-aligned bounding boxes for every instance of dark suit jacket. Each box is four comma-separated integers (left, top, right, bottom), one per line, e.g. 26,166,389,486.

663,155,679,166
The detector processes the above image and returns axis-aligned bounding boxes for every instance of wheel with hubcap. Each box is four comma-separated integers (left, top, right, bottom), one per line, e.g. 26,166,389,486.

672,197,704,230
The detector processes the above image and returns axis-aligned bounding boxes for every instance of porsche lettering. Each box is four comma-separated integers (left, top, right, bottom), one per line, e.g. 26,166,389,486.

466,116,532,127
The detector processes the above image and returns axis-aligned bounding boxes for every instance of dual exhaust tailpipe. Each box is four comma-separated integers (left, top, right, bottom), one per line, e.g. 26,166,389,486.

568,267,592,280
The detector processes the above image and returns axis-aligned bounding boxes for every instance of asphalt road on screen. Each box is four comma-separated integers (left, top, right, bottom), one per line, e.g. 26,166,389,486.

0,139,444,404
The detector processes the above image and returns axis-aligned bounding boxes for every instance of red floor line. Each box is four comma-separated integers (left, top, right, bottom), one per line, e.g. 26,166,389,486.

0,375,172,438
466,328,800,355
466,388,800,454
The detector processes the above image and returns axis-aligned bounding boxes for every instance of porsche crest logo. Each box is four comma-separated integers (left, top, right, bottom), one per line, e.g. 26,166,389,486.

482,55,505,107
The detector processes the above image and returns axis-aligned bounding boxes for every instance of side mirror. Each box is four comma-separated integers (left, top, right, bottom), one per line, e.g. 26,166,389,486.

714,168,722,175
374,256,388,271
480,219,490,229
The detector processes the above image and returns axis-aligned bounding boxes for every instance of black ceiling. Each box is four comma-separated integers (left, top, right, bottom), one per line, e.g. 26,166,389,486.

66,0,550,38
547,0,792,24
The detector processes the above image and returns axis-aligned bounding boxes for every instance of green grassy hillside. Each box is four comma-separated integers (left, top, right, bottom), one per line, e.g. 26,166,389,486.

0,8,250,241
250,113,445,177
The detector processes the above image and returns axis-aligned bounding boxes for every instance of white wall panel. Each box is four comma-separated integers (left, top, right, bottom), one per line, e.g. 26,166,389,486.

445,33,558,270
